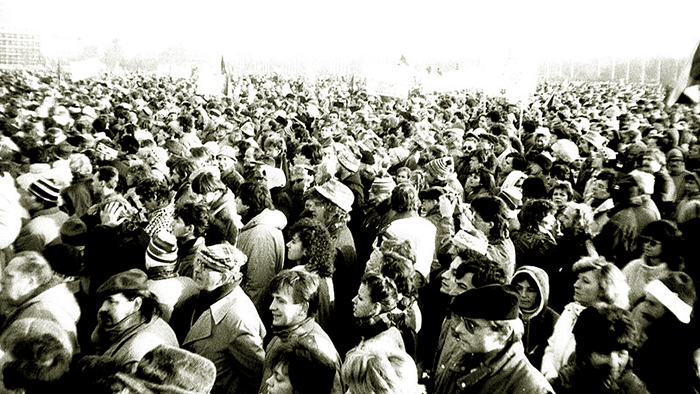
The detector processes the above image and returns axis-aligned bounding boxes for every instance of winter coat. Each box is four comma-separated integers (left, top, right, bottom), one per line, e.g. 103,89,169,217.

14,207,69,253
433,337,553,394
61,176,94,218
237,208,287,316
512,266,560,370
511,229,558,276
94,316,178,365
259,317,343,394
146,271,200,323
540,302,586,381
182,286,266,394
553,359,650,394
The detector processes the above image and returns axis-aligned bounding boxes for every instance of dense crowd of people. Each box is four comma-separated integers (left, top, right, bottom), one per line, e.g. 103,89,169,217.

0,67,700,393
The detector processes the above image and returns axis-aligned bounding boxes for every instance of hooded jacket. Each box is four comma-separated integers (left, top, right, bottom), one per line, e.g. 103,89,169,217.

512,266,560,370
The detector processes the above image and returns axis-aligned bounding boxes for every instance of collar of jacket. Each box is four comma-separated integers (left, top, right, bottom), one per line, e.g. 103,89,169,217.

271,317,315,340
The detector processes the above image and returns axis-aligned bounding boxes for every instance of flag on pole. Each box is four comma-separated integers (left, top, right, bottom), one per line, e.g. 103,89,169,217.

666,40,700,106
399,55,409,66
221,55,227,75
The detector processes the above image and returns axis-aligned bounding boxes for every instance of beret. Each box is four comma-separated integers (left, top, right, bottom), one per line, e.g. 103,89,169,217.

451,284,519,320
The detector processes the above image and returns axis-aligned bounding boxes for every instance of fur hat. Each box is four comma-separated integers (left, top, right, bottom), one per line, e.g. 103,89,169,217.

312,179,354,212
145,232,179,269
115,345,217,394
425,156,454,181
97,269,148,295
3,333,72,392
451,284,519,320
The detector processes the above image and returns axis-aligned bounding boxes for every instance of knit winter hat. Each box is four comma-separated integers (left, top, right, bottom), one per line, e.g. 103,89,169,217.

115,345,217,394
371,176,396,195
145,232,179,269
28,177,60,204
425,156,454,181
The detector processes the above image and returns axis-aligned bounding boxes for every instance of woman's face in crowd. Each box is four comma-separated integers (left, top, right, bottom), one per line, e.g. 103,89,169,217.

574,270,601,307
265,363,293,394
641,237,662,258
352,283,378,318
515,279,539,310
465,173,481,188
541,211,558,233
551,188,569,207
395,170,411,184
592,179,610,200
286,233,305,261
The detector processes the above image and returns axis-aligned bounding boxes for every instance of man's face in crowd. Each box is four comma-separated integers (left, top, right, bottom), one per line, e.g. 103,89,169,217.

420,198,438,216
193,261,225,292
632,292,666,331
217,155,236,172
1,258,40,306
98,293,141,327
270,285,307,327
591,178,610,200
171,216,191,239
303,198,327,222
20,191,43,213
588,350,630,386
439,257,474,297
642,154,662,174
92,173,107,198
453,315,507,354
667,156,684,175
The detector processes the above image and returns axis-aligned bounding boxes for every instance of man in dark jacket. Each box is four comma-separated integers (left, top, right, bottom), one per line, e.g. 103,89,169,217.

512,266,560,370
433,285,553,394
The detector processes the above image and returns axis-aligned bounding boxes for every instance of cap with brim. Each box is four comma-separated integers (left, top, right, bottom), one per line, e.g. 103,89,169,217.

97,269,148,295
312,179,354,212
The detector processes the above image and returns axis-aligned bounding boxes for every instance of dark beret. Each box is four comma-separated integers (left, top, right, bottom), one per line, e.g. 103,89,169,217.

451,284,520,320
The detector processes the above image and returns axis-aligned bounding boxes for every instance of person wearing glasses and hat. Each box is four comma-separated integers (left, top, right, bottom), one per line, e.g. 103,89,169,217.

432,285,553,394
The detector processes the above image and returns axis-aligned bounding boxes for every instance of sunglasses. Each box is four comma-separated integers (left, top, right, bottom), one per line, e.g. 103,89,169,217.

640,237,660,247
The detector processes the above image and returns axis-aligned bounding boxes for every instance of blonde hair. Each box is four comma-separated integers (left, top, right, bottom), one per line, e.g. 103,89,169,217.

342,343,419,394
573,256,629,309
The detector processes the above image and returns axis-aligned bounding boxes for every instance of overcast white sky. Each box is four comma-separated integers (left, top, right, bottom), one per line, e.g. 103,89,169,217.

3,0,700,62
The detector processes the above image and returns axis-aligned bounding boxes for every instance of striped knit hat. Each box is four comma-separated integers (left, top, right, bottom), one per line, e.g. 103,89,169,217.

145,231,179,269
425,156,454,181
28,178,60,204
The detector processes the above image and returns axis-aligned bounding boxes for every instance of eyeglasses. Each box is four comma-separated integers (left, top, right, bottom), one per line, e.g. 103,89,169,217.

640,237,660,247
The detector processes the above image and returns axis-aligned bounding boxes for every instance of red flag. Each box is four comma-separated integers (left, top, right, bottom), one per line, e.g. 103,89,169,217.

666,40,700,105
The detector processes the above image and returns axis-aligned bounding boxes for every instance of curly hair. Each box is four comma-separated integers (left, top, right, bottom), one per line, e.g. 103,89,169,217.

135,178,171,205
289,218,336,278
470,196,509,242
390,183,419,213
